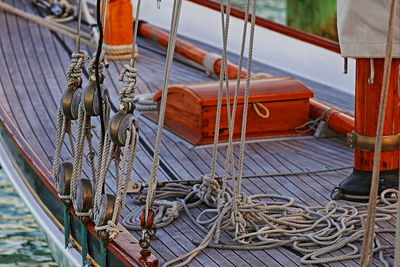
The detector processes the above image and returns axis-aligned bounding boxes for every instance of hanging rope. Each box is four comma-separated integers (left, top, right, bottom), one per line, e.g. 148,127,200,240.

232,0,257,242
52,107,69,201
95,125,139,238
142,0,183,240
70,105,87,202
92,0,143,239
52,0,88,203
94,0,107,141
209,0,233,181
360,0,398,266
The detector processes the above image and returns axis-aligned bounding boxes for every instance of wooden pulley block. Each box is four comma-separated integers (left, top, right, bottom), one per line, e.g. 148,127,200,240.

82,82,109,117
109,111,138,146
72,178,94,214
94,194,116,227
55,161,73,198
140,209,155,229
61,88,82,120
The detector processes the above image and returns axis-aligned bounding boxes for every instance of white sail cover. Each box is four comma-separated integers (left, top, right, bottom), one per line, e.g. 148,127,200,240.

337,0,400,58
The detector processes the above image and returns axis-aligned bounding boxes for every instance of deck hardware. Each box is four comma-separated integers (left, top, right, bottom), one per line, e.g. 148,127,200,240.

109,112,138,146
62,88,82,120
56,162,73,204
118,101,135,114
140,209,155,229
73,178,94,217
94,194,116,227
83,82,108,117
139,234,151,256
346,131,400,151
127,181,143,193
31,0,65,17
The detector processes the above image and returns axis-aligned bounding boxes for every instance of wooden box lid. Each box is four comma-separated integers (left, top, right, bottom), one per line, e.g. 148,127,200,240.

153,77,313,106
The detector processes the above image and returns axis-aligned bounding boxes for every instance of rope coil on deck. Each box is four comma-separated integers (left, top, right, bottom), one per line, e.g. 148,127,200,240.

125,178,398,266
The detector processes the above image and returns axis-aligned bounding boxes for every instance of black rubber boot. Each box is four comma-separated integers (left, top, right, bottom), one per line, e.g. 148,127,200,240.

331,168,399,202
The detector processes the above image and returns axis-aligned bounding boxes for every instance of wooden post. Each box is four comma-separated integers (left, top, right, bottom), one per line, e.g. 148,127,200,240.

336,58,400,200
103,0,137,59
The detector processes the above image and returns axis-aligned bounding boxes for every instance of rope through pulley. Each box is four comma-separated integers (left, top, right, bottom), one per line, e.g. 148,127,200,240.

92,0,142,241
52,0,88,252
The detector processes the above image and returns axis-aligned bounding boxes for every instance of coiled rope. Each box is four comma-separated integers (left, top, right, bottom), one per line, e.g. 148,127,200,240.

127,176,397,266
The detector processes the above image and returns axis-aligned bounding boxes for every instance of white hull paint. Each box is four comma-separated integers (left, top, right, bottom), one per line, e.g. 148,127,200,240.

0,140,81,267
140,0,356,95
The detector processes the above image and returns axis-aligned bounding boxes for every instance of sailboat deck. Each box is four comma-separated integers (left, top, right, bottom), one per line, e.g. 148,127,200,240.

0,1,394,266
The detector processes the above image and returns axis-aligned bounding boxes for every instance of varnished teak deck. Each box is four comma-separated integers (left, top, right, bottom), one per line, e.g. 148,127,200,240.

0,1,393,266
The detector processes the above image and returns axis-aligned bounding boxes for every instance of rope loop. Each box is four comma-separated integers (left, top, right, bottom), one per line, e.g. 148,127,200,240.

253,102,270,119
66,50,89,89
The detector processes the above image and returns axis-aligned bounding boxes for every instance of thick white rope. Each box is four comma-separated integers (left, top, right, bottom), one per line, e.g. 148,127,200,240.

53,107,66,184
94,130,112,218
66,51,89,88
160,181,397,266
232,0,257,239
144,0,183,227
94,125,139,238
209,0,232,181
212,0,251,243
52,1,88,200
119,65,138,104
70,105,86,201
88,50,106,80
361,0,398,265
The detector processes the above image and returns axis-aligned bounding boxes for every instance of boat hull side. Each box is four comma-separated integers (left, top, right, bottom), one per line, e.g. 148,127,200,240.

0,104,155,267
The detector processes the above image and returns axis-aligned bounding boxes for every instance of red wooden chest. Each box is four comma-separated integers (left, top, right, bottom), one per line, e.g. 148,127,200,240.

148,77,314,145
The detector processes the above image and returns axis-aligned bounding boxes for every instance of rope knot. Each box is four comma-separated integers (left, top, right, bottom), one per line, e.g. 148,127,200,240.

106,220,119,239
66,50,89,89
88,51,106,82
119,64,138,104
164,201,183,221
198,176,221,207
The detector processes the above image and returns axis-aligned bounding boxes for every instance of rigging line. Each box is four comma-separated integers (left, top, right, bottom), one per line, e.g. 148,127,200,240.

236,0,257,198
210,0,232,180
360,0,398,266
75,0,83,52
130,0,142,67
144,0,183,226
221,0,250,198
94,0,106,141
